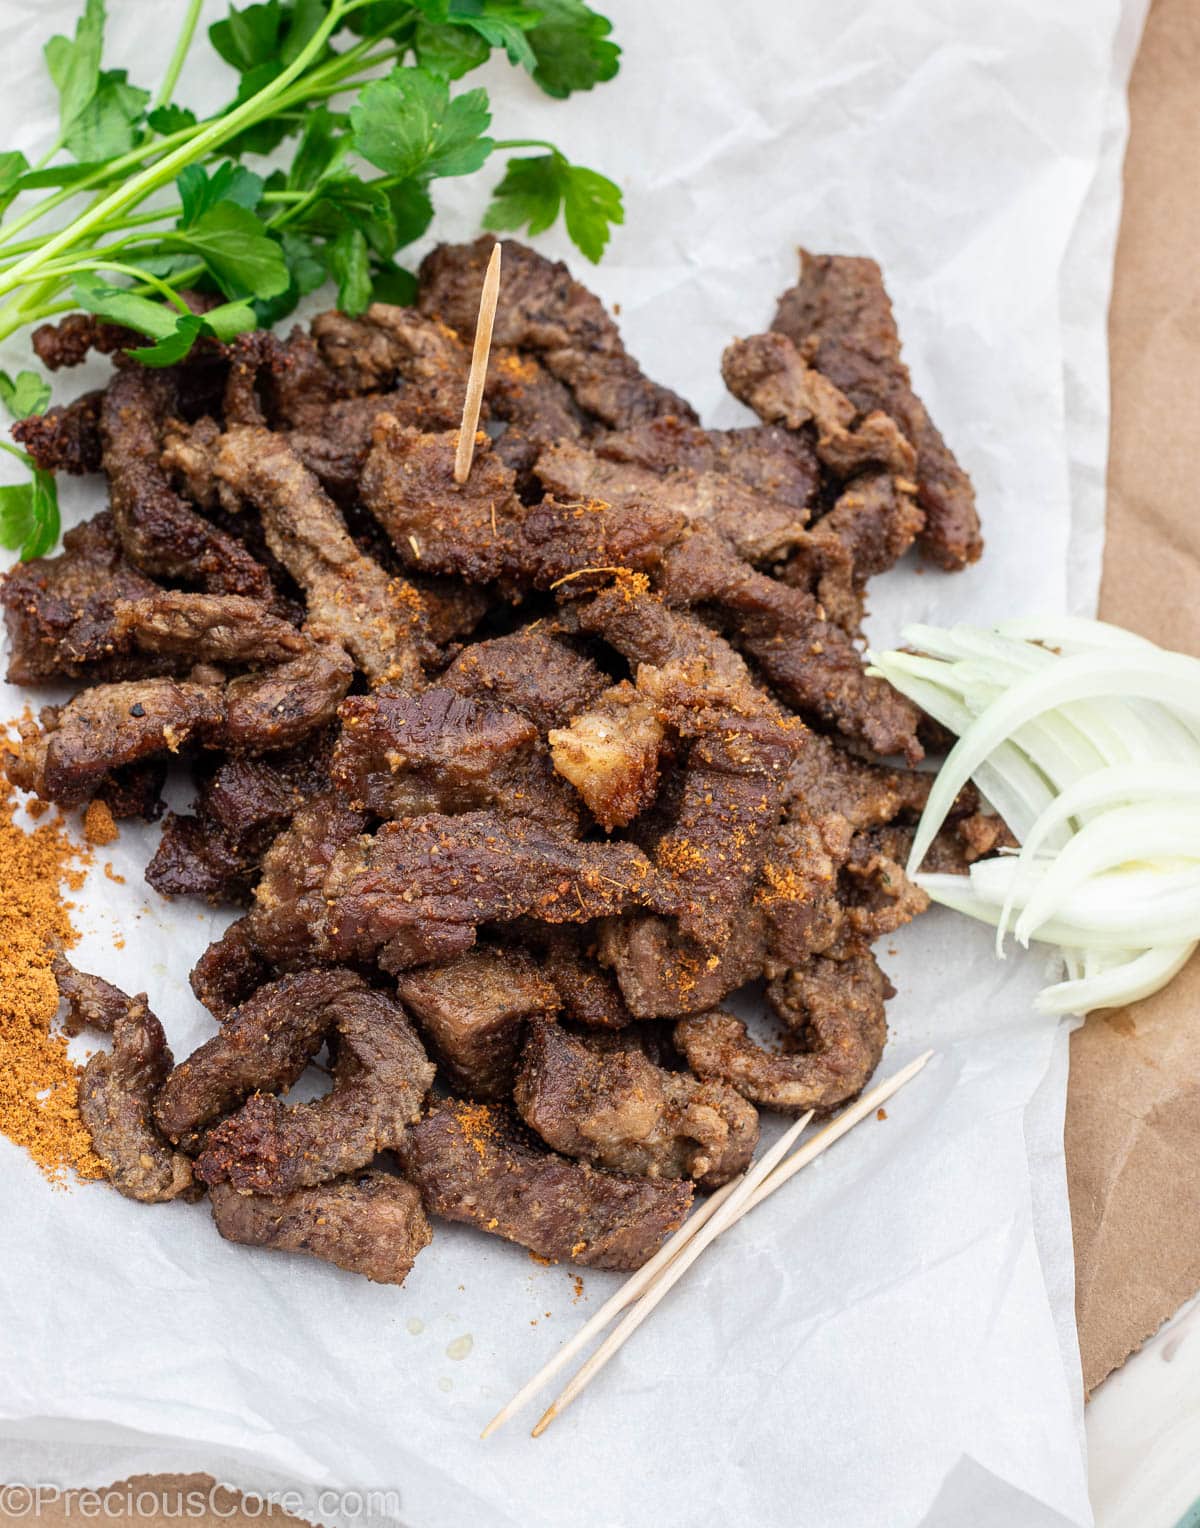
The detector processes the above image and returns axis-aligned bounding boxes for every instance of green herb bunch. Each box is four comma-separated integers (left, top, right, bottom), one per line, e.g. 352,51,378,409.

0,0,623,558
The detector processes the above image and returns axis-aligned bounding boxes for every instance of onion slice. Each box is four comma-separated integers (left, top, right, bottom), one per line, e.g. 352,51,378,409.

873,621,1200,1015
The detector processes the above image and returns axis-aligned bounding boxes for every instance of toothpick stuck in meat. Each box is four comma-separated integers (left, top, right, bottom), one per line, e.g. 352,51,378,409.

492,1049,933,1439
453,241,502,485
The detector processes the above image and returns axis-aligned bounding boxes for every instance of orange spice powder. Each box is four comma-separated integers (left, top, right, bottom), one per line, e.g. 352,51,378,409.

0,773,105,1182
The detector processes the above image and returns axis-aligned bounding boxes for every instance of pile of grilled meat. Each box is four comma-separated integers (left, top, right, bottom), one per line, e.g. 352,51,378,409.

4,237,1000,1286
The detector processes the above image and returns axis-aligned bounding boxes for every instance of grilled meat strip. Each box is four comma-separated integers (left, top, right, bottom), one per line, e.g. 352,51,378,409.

147,735,333,903
515,1017,758,1189
319,811,672,972
197,988,434,1194
209,423,427,686
54,958,196,1202
0,513,163,685
394,946,560,1099
210,1173,431,1285
155,968,367,1144
772,250,982,570
676,945,892,1114
401,1098,694,1270
332,684,580,832
418,236,696,429
100,366,269,597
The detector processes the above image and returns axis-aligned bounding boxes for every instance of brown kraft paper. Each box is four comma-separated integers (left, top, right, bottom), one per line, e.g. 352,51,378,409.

1067,0,1200,1395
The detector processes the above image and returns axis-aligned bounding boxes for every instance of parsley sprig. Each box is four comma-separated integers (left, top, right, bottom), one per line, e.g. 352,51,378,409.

0,0,623,559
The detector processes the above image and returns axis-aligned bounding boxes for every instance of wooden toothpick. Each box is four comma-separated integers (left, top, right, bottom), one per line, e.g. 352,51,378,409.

453,241,502,485
487,1048,934,1440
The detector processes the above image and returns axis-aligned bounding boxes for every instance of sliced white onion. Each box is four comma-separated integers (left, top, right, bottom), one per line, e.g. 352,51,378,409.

874,621,1200,1015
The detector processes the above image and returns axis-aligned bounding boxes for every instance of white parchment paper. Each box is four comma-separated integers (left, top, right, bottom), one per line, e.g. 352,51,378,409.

0,2,1149,1525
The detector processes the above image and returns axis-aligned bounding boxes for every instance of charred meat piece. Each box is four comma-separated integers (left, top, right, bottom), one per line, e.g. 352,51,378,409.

630,676,800,952
112,592,307,665
576,578,764,698
772,251,981,570
755,809,852,973
361,419,519,583
100,366,269,597
321,811,671,972
395,946,559,1099
7,678,223,808
722,330,916,481
534,926,637,1029
212,423,426,685
442,624,609,731
210,1173,431,1285
657,527,923,761
401,1099,694,1269
515,1018,758,1188
221,645,353,753
148,739,333,903
155,968,366,1143
312,304,469,413
598,910,767,1019
419,236,696,429
190,916,270,1021
197,988,434,1194
362,420,685,590
32,313,137,370
332,685,579,831
13,389,103,474
676,946,891,1114
549,680,666,831
840,833,930,941
0,513,162,685
245,793,368,966
534,432,813,565
54,958,196,1202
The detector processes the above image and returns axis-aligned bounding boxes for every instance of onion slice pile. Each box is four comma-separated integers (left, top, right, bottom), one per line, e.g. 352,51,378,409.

868,619,1200,1016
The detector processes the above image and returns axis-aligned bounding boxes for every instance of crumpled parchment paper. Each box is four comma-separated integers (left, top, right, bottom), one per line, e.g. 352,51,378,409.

0,2,1148,1525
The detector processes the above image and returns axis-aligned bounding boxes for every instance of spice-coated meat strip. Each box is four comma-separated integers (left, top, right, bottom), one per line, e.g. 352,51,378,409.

209,1173,431,1286
772,250,982,570
0,513,163,685
7,679,223,809
189,917,271,1022
418,236,696,429
361,419,685,590
534,432,813,565
244,793,368,967
394,945,560,1100
515,1017,759,1189
111,592,308,665
12,389,104,474
7,637,351,808
332,684,580,832
656,526,923,761
154,968,367,1144
53,958,196,1203
401,1098,694,1270
197,988,434,1194
441,624,609,732
319,810,673,973
147,736,334,904
100,366,270,598
676,945,892,1115
211,423,427,686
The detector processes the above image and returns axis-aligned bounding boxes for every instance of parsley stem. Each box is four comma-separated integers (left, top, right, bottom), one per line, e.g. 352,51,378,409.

0,0,352,296
0,440,32,467
492,139,560,153
152,0,205,113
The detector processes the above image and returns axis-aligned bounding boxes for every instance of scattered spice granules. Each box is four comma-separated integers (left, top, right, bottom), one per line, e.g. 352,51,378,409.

0,771,105,1183
82,798,118,846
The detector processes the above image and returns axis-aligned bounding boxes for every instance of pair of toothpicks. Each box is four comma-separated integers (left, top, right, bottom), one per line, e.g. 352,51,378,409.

453,241,502,485
482,1049,934,1440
